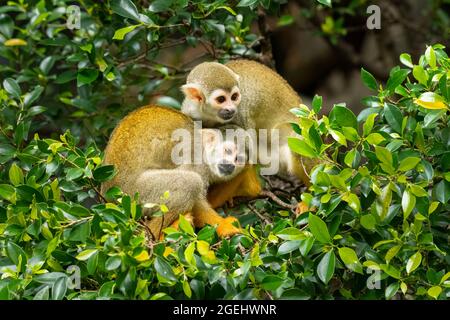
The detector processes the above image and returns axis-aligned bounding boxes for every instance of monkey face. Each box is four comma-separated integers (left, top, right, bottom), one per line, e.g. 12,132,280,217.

181,83,241,125
208,87,240,123
202,129,245,180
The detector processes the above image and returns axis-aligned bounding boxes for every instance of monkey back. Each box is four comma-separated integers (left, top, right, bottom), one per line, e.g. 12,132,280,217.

102,105,195,193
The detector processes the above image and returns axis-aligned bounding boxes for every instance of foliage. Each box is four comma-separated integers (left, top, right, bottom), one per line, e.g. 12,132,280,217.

0,0,449,300
0,0,290,145
289,43,450,300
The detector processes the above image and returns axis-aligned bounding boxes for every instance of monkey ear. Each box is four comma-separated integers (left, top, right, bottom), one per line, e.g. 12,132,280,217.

201,129,217,145
181,84,205,103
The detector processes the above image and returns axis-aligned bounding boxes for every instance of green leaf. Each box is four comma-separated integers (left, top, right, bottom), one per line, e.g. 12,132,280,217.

312,94,323,113
374,146,393,165
237,0,258,7
182,280,192,298
409,184,428,198
399,53,413,68
342,193,360,213
276,227,305,241
8,163,23,186
329,129,347,146
260,275,284,291
363,113,377,136
384,103,403,133
361,68,377,90
386,69,410,92
380,264,401,279
360,214,376,230
366,133,385,145
68,221,90,242
0,184,15,203
329,104,357,128
425,46,436,68
278,240,301,255
344,148,357,167
148,0,172,13
308,214,331,243
385,282,399,299
23,85,44,107
184,242,196,266
77,69,99,87
414,92,447,110
338,247,362,273
6,242,27,266
113,25,140,40
179,214,195,236
413,65,428,85
39,56,56,75
406,252,422,274
287,137,318,158
3,78,21,98
52,277,67,300
299,237,314,256
154,256,177,282
342,126,359,142
398,157,421,172
93,165,115,182
434,181,450,204
33,286,50,300
402,190,416,220
317,250,335,284
316,0,332,7
76,249,98,261
385,245,401,263
66,167,84,180
427,286,442,299
111,0,141,21
105,256,122,271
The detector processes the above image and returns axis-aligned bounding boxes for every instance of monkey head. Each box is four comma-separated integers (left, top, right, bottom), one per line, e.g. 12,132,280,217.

181,62,241,125
201,128,246,181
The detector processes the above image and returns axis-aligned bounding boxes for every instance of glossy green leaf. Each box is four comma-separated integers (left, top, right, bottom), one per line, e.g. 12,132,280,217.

308,214,331,243
317,250,335,284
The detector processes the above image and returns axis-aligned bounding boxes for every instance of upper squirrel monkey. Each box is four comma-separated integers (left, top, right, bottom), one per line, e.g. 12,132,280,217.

101,105,246,239
181,60,315,207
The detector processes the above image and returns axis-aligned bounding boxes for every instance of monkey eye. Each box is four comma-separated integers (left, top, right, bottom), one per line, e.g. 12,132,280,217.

216,96,226,104
231,92,239,101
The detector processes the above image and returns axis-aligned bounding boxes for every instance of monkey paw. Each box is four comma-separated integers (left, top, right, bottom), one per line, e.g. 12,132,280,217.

216,216,241,238
295,201,315,216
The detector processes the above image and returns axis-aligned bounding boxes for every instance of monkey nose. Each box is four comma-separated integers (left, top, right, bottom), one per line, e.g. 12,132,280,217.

218,163,235,175
218,108,236,120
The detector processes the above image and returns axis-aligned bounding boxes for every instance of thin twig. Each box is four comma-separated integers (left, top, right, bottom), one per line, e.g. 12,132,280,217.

260,189,296,211
247,202,272,225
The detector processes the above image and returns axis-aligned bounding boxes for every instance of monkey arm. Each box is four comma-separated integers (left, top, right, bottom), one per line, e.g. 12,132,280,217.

136,169,204,239
207,165,262,209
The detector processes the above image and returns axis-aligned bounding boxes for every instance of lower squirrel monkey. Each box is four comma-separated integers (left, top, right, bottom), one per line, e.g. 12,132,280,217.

101,105,249,239
181,59,316,209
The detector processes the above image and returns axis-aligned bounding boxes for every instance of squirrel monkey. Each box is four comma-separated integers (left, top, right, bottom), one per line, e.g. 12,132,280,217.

101,105,246,239
181,60,315,207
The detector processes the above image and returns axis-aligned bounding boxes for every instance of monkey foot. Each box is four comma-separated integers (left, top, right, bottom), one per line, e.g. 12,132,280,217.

216,216,241,238
295,201,314,216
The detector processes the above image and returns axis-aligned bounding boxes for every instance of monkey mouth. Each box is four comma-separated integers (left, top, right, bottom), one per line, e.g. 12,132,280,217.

218,163,235,176
217,109,236,121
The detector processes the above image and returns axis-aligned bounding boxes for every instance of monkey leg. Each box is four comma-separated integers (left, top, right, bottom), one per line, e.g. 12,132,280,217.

207,165,262,208
192,199,241,237
136,169,204,240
